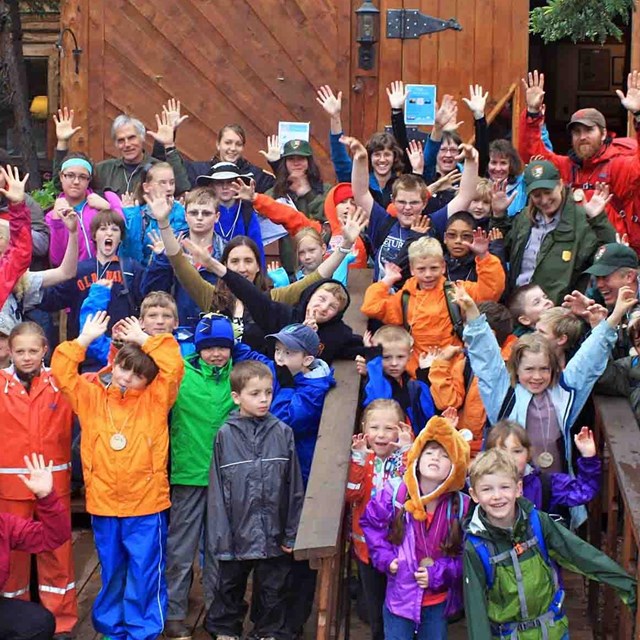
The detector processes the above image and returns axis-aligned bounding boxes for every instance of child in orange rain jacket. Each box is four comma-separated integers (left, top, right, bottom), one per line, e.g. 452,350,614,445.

346,399,413,640
0,322,76,635
232,179,369,269
51,311,184,640
361,236,504,377
428,302,517,456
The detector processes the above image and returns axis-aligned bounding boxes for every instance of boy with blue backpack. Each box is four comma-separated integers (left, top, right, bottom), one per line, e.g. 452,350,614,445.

464,448,636,640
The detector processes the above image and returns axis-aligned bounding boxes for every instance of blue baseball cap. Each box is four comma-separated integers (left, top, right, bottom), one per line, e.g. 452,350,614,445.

266,323,320,356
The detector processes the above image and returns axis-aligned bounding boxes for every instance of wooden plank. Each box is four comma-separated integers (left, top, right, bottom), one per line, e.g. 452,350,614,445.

375,0,403,133
86,0,105,162
294,269,370,559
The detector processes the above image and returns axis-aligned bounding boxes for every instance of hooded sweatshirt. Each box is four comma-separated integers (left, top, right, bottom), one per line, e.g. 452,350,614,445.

361,416,471,624
222,271,364,364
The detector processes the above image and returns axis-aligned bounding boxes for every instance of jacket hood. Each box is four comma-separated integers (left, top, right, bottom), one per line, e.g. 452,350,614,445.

302,358,334,381
184,352,233,378
402,416,470,521
225,409,281,432
298,277,351,323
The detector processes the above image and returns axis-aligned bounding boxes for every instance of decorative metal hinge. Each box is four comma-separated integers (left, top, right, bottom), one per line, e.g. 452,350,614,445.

386,9,462,39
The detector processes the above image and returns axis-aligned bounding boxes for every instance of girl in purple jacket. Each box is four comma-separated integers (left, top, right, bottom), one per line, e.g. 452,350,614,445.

486,419,601,524
360,415,471,640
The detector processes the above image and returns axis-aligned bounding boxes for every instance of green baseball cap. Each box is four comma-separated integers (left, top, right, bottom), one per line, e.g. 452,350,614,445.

584,243,639,276
523,160,561,195
281,139,313,158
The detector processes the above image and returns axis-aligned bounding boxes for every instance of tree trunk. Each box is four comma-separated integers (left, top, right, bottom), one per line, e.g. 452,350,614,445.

0,0,42,188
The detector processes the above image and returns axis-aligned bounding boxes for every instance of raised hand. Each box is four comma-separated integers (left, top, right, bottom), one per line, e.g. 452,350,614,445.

162,98,189,130
418,346,442,369
455,143,478,164
50,196,73,220
339,135,368,161
443,104,464,132
355,355,368,377
442,406,459,429
316,85,342,117
452,282,479,319
0,165,28,204
488,228,504,242
465,228,490,257
410,214,431,236
616,70,640,113
522,70,545,114
230,178,256,202
267,259,280,272
86,192,110,211
609,285,638,327
393,421,414,449
574,427,596,458
181,237,216,269
406,139,425,174
118,316,149,346
436,345,463,361
121,192,138,207
381,261,403,287
490,179,516,217
434,95,457,130
59,209,79,233
351,432,372,452
341,207,368,247
143,193,172,223
562,290,594,319
148,111,177,147
304,307,318,332
616,232,630,247
386,80,408,110
18,454,53,499
584,303,609,328
146,229,165,255
428,169,462,194
79,310,110,344
259,135,281,164
462,84,489,119
53,107,81,142
583,182,612,219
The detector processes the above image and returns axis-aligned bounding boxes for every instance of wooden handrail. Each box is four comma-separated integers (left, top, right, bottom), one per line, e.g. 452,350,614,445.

468,82,518,145
294,268,371,639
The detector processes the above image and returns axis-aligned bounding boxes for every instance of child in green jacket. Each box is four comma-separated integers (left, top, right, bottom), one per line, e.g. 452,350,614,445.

164,313,236,640
463,448,636,640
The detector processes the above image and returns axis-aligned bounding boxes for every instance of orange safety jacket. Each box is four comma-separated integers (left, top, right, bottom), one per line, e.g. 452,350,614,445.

0,368,73,501
50,334,184,517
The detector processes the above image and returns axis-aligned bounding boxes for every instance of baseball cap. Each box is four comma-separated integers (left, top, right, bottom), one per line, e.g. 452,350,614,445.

281,139,313,158
567,108,606,131
196,161,253,186
523,160,561,195
333,183,354,206
266,323,320,356
194,313,234,352
583,243,639,276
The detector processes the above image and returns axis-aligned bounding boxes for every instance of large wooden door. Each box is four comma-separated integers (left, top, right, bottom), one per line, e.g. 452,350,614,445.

59,0,353,173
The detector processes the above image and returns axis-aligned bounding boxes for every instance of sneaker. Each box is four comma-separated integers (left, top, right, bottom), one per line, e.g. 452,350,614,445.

164,620,192,640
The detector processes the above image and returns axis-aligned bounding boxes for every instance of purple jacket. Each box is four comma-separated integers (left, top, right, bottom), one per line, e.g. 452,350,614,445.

46,190,123,266
523,455,601,514
360,478,469,624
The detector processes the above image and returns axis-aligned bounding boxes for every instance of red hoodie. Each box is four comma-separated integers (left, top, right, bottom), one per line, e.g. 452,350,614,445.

0,491,71,590
253,183,368,268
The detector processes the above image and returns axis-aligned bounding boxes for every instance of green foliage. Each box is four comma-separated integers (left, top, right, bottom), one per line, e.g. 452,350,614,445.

530,0,634,43
30,179,56,210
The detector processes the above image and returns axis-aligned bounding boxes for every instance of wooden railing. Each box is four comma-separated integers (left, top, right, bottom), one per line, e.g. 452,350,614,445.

468,81,520,146
294,269,370,640
590,395,640,639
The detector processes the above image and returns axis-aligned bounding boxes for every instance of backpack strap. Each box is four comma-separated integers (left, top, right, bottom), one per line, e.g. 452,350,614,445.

373,214,399,253
443,280,464,340
241,201,255,232
391,478,407,514
467,533,497,589
401,290,411,333
539,472,553,515
496,386,516,421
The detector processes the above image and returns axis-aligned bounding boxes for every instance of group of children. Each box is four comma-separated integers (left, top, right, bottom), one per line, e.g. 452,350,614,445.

1,78,640,640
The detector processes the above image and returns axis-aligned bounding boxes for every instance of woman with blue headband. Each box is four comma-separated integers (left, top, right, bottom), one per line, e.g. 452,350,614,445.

45,153,123,267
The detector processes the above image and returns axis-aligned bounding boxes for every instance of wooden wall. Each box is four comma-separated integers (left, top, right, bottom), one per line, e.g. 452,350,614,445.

59,0,529,173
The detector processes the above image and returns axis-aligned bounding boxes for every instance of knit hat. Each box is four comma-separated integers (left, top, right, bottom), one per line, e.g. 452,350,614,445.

281,139,312,158
266,323,320,356
583,242,639,276
333,183,354,206
194,313,234,352
402,416,470,521
523,160,560,195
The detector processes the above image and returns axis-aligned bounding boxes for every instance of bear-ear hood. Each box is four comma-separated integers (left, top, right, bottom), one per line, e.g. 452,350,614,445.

402,416,470,521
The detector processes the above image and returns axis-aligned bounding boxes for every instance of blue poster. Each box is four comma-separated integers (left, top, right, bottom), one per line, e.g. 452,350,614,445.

404,85,437,126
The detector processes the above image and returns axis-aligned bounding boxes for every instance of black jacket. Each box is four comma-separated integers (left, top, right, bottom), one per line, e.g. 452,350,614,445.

222,271,365,364
206,410,304,560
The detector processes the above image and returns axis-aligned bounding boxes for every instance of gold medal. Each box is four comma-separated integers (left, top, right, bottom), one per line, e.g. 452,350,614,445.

537,451,554,469
110,433,127,451
419,557,434,568
573,188,585,203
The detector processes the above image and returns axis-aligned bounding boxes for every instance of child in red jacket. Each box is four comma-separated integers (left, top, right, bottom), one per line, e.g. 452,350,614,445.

0,453,71,640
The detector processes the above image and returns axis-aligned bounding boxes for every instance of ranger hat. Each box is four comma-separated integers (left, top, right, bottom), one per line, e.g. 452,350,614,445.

196,161,253,186
567,108,606,131
266,323,320,356
583,243,639,276
524,160,561,195
281,139,313,158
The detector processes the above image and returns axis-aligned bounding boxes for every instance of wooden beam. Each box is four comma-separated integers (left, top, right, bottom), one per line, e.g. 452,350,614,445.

59,0,90,154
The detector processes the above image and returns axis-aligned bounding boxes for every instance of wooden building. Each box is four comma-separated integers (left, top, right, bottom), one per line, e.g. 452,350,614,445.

57,0,529,173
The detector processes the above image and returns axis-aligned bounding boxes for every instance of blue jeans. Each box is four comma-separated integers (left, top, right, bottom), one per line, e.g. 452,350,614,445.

383,601,448,640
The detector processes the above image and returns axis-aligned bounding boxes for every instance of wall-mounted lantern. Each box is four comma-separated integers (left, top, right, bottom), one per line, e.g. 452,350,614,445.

355,0,380,71
56,27,83,74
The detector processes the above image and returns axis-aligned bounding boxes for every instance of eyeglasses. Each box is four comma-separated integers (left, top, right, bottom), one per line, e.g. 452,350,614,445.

439,147,458,156
61,172,91,183
187,209,216,218
395,200,423,208
444,231,474,242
